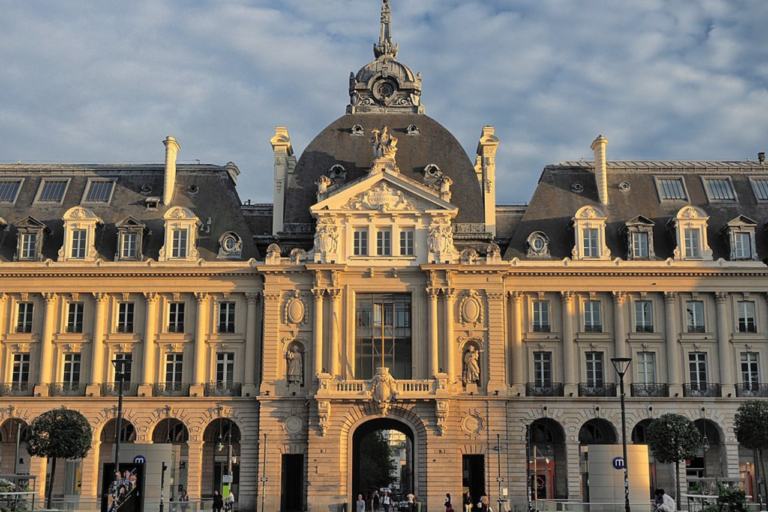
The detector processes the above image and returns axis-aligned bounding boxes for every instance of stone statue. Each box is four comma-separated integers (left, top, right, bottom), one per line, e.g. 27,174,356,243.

371,126,398,160
315,175,332,201
428,223,452,254
286,346,303,384
463,345,480,385
438,176,453,202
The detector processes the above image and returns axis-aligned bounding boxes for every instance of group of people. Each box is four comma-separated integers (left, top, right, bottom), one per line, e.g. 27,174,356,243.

355,490,416,512
457,493,494,512
212,489,236,512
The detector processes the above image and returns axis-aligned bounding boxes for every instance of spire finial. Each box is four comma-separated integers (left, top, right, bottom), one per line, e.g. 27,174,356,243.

374,0,398,59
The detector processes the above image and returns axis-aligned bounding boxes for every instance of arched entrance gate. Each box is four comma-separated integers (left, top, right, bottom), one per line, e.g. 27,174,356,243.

351,418,415,500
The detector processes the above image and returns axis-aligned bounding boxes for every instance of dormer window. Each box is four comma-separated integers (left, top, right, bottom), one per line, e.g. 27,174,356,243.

655,177,688,201
621,215,655,260
217,232,243,259
702,177,736,202
35,178,70,204
526,231,550,258
571,206,610,261
668,206,712,261
59,207,102,262
70,229,88,259
14,217,50,262
721,215,757,261
159,206,200,262
172,229,188,258
0,179,23,204
684,228,702,258
82,178,116,205
115,217,146,261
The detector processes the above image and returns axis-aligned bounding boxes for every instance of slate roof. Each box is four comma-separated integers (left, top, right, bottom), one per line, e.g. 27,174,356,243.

504,160,768,261
0,164,260,262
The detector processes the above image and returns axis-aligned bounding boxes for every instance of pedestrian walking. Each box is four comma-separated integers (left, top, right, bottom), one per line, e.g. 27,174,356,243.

373,490,381,512
213,490,223,512
463,492,472,512
445,493,453,511
225,491,236,512
382,491,391,512
356,494,366,512
180,490,189,512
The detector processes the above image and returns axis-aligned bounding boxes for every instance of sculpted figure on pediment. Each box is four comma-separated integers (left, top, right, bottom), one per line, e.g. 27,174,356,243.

313,218,339,255
343,182,417,212
428,219,453,257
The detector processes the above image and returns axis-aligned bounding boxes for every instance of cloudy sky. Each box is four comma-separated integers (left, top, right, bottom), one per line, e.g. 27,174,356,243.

1,0,767,205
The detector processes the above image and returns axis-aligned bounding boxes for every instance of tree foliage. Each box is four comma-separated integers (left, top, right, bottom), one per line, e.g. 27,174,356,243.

647,413,700,509
358,431,396,494
734,401,768,501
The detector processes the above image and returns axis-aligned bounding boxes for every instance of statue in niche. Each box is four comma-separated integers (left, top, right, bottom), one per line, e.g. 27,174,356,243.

371,126,398,160
463,345,481,385
286,346,303,385
428,222,452,255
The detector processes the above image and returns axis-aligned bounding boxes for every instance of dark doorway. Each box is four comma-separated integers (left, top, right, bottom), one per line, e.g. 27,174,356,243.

281,454,304,512
462,455,485,507
352,419,415,502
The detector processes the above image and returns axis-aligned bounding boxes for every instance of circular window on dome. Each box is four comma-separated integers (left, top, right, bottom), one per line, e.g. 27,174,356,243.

373,79,398,103
218,231,242,259
527,231,550,258
571,181,584,193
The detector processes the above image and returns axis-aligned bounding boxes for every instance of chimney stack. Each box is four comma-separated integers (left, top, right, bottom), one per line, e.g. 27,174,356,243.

759,152,766,164
163,136,180,206
590,135,609,205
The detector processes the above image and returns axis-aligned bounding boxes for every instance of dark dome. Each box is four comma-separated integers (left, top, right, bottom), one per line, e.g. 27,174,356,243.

284,113,483,225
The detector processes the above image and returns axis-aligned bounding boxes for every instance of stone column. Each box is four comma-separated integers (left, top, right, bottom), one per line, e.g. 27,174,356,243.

612,292,629,391
443,288,456,383
192,292,209,395
510,291,525,394
186,440,204,500
486,291,507,392
427,288,439,378
664,292,682,397
716,292,735,397
312,288,325,379
88,293,108,396
139,292,158,397
243,293,260,396
35,292,57,396
260,292,282,392
560,292,577,396
80,440,100,498
0,294,6,383
328,288,342,378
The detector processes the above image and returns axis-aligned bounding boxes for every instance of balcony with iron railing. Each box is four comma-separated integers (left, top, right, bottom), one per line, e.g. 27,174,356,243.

526,382,564,397
630,383,669,397
101,382,139,397
204,381,242,397
0,382,34,397
578,382,616,397
49,382,87,396
153,382,191,397
683,382,721,398
735,383,768,398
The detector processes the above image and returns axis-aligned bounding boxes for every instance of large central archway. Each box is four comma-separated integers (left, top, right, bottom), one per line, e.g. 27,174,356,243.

351,418,415,501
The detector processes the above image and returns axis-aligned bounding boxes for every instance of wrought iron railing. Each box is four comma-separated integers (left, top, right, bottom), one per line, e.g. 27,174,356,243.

526,382,564,397
630,383,668,397
735,383,768,398
49,382,87,396
153,382,190,397
684,383,721,398
578,382,616,397
0,382,33,396
204,382,242,397
101,382,139,396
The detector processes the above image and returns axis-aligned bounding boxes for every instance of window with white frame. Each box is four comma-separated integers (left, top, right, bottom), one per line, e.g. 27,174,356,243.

686,301,705,333
533,351,552,387
622,216,655,260
70,229,88,259
584,300,602,332
216,353,235,384
582,229,599,258
533,300,550,332
669,206,712,261
114,353,132,383
751,178,768,201
116,217,146,262
656,177,688,201
160,207,200,262
571,206,610,260
165,354,183,384
703,177,736,201
36,179,69,203
733,232,752,259
218,302,236,333
400,229,414,256
353,229,368,256
67,302,84,333
632,232,649,259
636,352,657,384
168,302,185,333
82,179,116,204
15,217,48,262
20,233,36,260
585,352,604,387
171,229,188,259
741,352,760,389
688,352,708,390
738,301,757,333
377,228,391,256
121,232,138,259
59,207,102,262
635,300,654,332
16,303,33,333
684,228,702,259
12,354,30,388
117,303,134,333
63,353,81,385
722,215,757,261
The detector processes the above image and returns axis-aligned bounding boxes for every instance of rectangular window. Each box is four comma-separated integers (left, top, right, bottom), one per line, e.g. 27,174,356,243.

752,179,768,201
688,352,708,389
216,353,235,384
63,353,81,385
353,229,368,256
114,353,132,383
121,232,138,260
584,300,602,332
733,232,752,260
12,354,30,386
37,179,68,203
399,229,414,256
637,352,657,384
585,352,604,387
355,294,412,380
20,233,36,260
16,303,34,333
738,301,757,333
684,229,702,259
533,301,550,332
741,352,760,389
83,180,115,203
218,302,236,333
168,302,185,333
582,229,599,258
686,301,705,333
704,178,736,200
635,300,654,332
0,180,22,203
377,229,391,256
67,302,84,333
657,178,688,200
632,232,649,258
171,229,188,259
165,354,183,384
117,303,134,333
71,229,88,259
533,352,552,387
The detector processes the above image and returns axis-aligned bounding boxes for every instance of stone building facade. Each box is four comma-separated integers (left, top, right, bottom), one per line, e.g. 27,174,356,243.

2,1,768,511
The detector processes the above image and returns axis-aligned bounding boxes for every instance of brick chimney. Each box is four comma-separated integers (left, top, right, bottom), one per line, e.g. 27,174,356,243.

590,135,609,205
163,136,180,206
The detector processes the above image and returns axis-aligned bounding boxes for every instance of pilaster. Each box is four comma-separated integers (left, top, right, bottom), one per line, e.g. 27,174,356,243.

87,292,108,397
80,440,101,498
486,291,506,393
186,440,204,500
427,288,439,378
509,291,525,394
243,292,261,397
192,292,209,396
565,439,581,500
560,292,577,397
715,292,735,397
612,292,629,388
312,288,325,380
261,291,282,391
664,292,682,396
443,288,456,383
35,292,57,397
328,288,342,378
724,442,741,478
139,292,158,397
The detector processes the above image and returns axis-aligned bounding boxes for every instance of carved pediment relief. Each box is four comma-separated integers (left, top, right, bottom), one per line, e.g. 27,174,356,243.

342,182,419,212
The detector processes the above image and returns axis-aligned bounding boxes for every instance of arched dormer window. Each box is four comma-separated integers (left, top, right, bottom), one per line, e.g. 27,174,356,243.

58,207,103,262
159,206,201,262
571,206,610,261
14,217,50,262
668,206,712,261
721,215,757,261
115,216,147,261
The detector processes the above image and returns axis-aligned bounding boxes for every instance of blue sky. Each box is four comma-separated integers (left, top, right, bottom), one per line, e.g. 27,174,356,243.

1,0,767,205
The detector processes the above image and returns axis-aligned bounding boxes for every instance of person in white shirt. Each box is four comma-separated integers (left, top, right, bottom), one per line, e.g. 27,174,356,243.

654,489,676,512
382,492,391,512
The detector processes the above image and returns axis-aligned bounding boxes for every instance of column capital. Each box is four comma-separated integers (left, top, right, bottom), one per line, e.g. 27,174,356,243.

311,288,326,300
442,287,456,299
0,292,6,303
263,292,282,302
560,291,575,303
42,292,57,304
508,291,524,303
194,292,208,303
328,288,342,300
715,292,729,304
664,291,678,303
426,287,440,299
92,292,108,303
612,291,627,305
487,292,505,301
245,292,262,304
143,292,159,303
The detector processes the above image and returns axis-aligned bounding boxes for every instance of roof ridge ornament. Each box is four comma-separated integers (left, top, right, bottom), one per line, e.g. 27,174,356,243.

374,0,398,59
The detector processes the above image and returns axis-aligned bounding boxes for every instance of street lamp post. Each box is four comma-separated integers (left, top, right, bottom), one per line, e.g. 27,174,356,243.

611,357,632,512
112,359,126,492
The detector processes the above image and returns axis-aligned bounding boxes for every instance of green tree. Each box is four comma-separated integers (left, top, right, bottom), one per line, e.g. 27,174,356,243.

647,413,701,510
26,408,93,508
734,401,768,501
358,431,395,494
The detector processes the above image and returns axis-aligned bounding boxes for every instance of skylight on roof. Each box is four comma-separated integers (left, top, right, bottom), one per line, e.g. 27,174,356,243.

657,178,688,201
36,179,68,203
83,179,115,203
752,179,768,201
704,178,735,201
0,179,22,203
